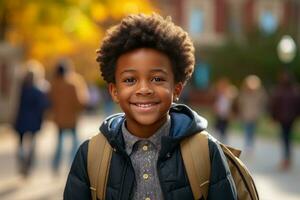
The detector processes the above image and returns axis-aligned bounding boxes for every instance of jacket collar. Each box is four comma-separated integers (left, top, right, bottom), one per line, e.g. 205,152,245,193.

122,115,171,155
99,104,208,157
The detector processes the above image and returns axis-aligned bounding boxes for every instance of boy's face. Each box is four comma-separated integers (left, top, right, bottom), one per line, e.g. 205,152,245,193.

109,48,183,137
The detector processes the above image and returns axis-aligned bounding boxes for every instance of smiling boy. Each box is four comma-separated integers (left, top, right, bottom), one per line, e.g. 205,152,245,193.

64,13,237,200
110,48,183,138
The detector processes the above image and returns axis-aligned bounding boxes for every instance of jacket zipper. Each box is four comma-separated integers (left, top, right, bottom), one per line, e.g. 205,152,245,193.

157,158,167,200
118,161,128,200
118,155,136,200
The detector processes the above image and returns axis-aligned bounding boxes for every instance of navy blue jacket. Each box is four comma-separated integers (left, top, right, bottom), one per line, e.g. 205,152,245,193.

14,84,49,135
64,104,237,200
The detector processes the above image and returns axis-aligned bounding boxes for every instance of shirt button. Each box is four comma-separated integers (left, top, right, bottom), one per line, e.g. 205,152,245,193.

145,197,151,200
142,145,148,151
143,173,149,180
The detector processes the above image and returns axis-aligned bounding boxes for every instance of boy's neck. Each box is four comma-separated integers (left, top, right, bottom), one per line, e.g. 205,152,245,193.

125,116,170,138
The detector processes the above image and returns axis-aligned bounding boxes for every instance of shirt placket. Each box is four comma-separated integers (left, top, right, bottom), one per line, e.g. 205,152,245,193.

136,140,155,200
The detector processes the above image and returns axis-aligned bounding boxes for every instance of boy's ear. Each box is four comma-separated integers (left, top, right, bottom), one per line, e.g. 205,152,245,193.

108,83,119,104
174,82,183,100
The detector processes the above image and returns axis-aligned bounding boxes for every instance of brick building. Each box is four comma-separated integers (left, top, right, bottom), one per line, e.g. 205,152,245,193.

154,0,300,106
157,0,300,46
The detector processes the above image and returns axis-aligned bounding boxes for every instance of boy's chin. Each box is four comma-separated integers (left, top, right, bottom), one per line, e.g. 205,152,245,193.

134,117,161,126
135,114,168,126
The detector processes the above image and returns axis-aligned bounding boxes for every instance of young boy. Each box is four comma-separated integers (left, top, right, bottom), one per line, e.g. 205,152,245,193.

64,13,237,200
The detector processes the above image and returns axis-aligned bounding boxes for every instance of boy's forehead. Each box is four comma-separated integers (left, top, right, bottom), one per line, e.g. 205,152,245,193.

118,48,170,60
116,48,173,72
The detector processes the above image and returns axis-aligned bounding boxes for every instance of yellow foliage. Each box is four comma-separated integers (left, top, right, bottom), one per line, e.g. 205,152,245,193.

91,3,108,22
30,26,74,60
20,4,37,23
109,0,156,19
3,0,157,82
63,7,102,44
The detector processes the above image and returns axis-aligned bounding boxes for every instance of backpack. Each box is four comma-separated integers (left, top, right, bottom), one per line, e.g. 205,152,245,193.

87,131,259,200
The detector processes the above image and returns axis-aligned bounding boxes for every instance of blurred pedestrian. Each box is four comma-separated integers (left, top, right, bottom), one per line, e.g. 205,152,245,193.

213,77,237,143
14,60,49,176
237,75,267,154
86,83,101,113
49,59,89,173
270,71,300,170
100,86,115,116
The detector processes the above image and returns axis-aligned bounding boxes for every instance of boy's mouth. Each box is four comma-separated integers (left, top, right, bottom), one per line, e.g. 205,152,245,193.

130,102,159,111
134,103,157,108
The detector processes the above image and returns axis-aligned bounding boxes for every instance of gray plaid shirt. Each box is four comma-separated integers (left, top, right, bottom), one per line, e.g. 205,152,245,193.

122,116,170,200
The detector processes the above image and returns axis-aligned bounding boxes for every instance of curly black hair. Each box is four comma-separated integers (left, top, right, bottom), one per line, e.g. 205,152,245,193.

96,13,195,85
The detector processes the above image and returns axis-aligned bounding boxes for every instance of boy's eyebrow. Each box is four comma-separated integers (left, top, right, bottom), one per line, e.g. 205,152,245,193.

120,67,168,75
150,68,168,74
120,69,136,74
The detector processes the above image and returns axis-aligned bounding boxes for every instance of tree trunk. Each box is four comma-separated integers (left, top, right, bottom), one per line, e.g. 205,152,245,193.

0,6,8,41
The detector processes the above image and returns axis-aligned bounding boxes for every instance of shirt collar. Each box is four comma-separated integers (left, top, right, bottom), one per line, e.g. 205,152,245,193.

122,115,171,155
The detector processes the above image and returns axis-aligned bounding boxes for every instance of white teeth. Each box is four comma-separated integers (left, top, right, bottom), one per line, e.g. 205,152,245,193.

136,103,153,108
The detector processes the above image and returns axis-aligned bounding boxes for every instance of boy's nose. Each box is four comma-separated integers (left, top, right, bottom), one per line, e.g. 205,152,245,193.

136,81,153,95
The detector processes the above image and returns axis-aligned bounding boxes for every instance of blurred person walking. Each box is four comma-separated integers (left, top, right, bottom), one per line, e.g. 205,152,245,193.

271,71,300,170
86,83,101,113
100,87,115,116
49,59,89,173
14,60,49,176
237,75,267,154
213,77,236,143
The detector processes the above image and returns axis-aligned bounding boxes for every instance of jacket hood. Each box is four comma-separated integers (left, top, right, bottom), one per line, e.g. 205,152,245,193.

99,104,207,151
168,103,207,138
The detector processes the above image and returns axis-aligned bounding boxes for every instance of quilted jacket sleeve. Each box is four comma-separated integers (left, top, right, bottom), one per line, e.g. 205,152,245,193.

207,139,237,200
64,140,92,200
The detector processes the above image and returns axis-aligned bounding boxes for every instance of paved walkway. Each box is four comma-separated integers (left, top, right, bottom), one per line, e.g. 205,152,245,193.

0,114,299,200
227,133,300,200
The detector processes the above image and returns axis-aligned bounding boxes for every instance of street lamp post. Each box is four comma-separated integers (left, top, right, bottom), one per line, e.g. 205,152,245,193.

277,35,297,68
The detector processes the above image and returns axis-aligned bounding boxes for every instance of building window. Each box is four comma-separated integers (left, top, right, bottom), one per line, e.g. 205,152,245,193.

259,10,278,34
189,9,204,35
194,62,210,89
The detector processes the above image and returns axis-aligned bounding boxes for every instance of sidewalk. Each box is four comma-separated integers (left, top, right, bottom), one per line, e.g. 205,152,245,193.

0,114,299,200
227,133,300,200
0,114,102,200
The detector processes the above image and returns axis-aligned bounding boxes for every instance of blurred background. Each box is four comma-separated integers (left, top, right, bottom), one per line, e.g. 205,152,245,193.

0,0,300,199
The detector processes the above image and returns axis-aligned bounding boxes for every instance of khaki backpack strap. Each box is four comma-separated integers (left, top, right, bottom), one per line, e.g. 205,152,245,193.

88,133,112,200
180,131,211,200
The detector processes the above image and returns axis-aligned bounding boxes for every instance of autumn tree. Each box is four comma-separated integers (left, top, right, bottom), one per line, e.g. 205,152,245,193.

0,0,157,82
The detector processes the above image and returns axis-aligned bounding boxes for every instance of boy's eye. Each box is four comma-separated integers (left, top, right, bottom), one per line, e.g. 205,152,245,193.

152,77,165,82
123,77,136,84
